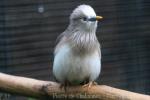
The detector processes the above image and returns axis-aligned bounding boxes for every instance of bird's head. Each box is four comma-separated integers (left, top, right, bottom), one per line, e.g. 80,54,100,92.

69,5,103,33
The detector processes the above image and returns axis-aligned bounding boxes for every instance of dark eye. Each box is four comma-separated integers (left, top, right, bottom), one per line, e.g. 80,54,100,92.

83,17,88,21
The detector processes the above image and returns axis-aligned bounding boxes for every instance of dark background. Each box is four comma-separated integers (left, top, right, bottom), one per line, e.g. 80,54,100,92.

0,0,150,99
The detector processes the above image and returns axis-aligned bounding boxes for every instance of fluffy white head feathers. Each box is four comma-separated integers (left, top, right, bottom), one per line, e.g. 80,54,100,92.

69,5,103,32
70,5,96,20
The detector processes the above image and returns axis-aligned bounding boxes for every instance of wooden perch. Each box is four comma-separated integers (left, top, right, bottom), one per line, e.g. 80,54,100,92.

0,73,149,100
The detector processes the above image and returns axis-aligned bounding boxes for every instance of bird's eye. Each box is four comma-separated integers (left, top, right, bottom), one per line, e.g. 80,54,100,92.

83,17,88,21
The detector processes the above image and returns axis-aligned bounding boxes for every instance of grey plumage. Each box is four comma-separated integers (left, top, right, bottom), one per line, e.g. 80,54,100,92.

53,4,102,85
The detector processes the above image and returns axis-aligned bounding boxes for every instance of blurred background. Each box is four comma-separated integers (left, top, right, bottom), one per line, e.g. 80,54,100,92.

0,0,150,99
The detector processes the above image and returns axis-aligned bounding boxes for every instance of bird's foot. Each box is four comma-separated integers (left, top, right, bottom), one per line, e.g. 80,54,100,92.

59,84,67,91
82,81,97,89
92,81,98,85
59,80,70,92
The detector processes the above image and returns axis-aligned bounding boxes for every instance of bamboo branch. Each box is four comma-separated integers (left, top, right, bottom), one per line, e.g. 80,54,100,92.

0,72,149,100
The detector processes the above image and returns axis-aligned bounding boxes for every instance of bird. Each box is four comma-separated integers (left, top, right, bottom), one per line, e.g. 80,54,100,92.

53,4,103,88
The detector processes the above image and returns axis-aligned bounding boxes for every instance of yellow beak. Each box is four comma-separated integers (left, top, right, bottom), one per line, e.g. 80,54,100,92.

96,16,103,21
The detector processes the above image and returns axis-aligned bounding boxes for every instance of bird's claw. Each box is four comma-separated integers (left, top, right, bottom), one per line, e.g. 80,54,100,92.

59,84,67,91
59,80,71,92
82,81,97,89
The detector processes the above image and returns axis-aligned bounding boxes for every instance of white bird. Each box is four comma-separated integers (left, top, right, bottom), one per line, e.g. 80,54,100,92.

53,4,103,88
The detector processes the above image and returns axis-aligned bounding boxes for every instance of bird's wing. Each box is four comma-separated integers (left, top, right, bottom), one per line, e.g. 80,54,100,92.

98,43,101,59
54,27,72,55
54,35,67,55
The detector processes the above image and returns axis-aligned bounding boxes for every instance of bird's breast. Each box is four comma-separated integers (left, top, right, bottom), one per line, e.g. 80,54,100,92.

53,43,100,83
